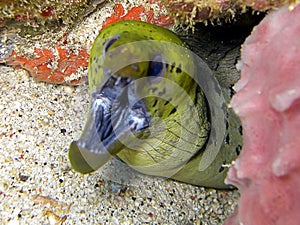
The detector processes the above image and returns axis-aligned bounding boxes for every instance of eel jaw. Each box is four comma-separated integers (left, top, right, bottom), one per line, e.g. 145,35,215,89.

68,76,150,174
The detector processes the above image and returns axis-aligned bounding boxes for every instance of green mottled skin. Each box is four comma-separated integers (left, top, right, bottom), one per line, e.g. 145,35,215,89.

70,20,243,189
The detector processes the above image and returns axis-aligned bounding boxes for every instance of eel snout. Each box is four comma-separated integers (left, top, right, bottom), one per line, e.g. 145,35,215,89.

69,75,150,173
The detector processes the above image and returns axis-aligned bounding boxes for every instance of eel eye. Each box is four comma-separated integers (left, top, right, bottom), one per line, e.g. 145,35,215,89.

102,35,120,57
148,54,166,83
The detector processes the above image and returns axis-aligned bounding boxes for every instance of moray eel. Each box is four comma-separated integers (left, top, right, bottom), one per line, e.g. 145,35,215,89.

68,20,243,189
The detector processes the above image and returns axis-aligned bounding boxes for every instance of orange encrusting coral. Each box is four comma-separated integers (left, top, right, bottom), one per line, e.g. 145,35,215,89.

102,3,173,30
2,2,173,85
4,47,89,85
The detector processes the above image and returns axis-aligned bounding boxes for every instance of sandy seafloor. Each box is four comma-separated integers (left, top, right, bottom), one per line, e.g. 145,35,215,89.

0,66,239,225
0,1,239,224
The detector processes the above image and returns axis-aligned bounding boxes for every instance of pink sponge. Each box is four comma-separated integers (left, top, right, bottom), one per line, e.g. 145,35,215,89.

225,4,300,225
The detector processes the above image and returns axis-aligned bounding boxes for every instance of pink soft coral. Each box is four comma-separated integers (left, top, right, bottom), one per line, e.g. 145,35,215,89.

225,4,300,225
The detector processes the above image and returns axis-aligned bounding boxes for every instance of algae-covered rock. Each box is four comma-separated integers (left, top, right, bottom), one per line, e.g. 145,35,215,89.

162,0,298,26
0,0,103,35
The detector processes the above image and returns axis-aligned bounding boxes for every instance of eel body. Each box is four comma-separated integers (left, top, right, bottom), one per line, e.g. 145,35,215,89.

68,20,243,189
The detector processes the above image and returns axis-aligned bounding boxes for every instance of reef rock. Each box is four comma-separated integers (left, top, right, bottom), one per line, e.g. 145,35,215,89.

162,0,297,26
225,4,300,225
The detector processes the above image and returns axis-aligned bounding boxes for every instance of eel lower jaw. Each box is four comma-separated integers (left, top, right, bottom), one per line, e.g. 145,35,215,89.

68,75,150,174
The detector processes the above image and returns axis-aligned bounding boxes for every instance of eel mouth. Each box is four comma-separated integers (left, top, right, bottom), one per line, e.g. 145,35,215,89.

69,75,150,173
